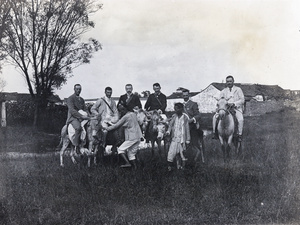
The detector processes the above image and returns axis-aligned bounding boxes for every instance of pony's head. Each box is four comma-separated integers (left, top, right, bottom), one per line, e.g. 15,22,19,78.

135,109,148,132
156,123,167,140
216,97,230,120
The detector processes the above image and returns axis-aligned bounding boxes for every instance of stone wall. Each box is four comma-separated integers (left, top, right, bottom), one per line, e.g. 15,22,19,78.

244,99,285,116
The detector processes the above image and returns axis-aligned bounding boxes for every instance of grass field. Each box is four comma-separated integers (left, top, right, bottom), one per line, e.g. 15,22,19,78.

0,108,300,224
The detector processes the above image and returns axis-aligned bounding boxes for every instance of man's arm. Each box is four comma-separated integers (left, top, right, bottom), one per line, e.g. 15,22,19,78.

111,100,120,122
117,95,124,108
90,99,101,116
136,95,142,109
107,114,127,131
166,115,175,134
185,117,191,142
192,103,201,122
234,88,245,108
161,94,167,112
144,95,151,111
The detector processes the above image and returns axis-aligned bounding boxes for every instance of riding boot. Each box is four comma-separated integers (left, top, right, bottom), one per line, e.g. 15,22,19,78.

102,130,108,147
75,145,80,155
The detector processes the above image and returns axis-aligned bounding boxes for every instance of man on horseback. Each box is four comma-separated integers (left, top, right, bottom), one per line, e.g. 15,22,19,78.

91,87,119,147
144,83,167,143
66,84,90,154
117,84,142,113
212,75,245,142
144,83,167,113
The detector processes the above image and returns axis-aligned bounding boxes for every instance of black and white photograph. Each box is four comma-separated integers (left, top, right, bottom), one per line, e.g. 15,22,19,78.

1,0,300,224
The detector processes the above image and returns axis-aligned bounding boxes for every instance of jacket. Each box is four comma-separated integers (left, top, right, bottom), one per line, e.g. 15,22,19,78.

219,85,245,113
66,93,87,124
167,114,191,143
107,112,142,141
183,100,201,129
117,93,142,112
91,97,119,122
144,92,167,113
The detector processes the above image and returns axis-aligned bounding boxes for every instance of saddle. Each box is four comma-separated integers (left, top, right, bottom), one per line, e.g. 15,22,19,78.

67,121,88,146
67,109,89,146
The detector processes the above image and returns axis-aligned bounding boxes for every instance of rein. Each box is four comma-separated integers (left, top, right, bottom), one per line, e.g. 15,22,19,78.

217,108,229,115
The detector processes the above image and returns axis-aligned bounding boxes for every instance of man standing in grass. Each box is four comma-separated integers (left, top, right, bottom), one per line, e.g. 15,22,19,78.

66,84,90,154
166,102,190,171
104,104,142,169
182,89,202,161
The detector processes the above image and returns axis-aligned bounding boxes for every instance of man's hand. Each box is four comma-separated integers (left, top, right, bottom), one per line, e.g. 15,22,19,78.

165,131,170,136
186,141,190,145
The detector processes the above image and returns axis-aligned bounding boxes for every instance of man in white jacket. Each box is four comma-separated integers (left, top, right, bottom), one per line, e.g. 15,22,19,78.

212,75,245,142
91,87,119,146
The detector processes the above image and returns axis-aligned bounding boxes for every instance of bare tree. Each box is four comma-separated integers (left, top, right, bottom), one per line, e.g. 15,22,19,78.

0,0,102,126
0,0,12,72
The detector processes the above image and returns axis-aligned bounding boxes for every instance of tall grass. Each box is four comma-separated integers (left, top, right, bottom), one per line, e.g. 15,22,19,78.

0,108,300,224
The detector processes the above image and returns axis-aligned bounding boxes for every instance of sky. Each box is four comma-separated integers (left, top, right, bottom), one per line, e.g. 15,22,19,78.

2,0,300,99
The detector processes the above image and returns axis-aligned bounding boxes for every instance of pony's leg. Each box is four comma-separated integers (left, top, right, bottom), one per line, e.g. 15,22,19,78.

163,137,170,154
219,137,228,163
70,145,77,164
236,141,242,156
60,138,69,167
193,137,205,163
157,140,163,160
93,144,98,165
227,135,235,159
151,140,155,159
176,154,182,170
200,138,205,163
87,140,94,168
87,157,91,168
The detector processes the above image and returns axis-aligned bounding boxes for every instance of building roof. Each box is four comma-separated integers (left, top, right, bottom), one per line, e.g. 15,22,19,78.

211,83,286,99
167,91,200,99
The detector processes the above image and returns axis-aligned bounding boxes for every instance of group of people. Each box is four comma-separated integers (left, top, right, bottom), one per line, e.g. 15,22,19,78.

65,75,245,169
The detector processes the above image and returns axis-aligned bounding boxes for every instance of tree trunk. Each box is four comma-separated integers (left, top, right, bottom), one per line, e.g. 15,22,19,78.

33,103,39,127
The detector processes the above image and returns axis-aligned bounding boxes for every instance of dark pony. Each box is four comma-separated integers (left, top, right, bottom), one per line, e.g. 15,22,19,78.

145,110,170,159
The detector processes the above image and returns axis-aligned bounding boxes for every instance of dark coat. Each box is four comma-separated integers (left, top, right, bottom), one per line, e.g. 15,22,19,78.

183,100,201,129
144,92,167,113
66,93,87,124
117,93,142,112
